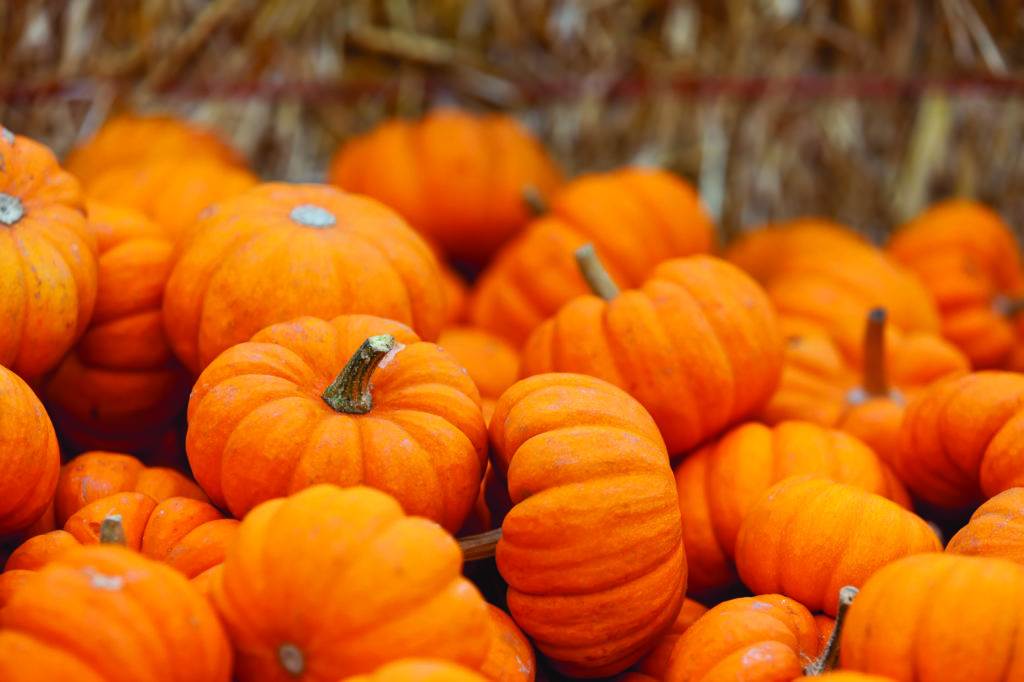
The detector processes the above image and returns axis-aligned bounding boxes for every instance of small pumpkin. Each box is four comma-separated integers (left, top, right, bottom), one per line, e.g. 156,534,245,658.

339,660,488,682
441,265,470,325
480,604,536,682
633,598,708,679
470,168,715,346
212,484,490,680
795,674,897,681
163,183,446,373
0,544,231,682
187,314,486,529
328,108,562,265
946,487,1024,565
0,126,98,379
735,477,940,615
840,553,1024,681
675,421,910,592
521,246,783,454
438,326,520,424
488,373,686,677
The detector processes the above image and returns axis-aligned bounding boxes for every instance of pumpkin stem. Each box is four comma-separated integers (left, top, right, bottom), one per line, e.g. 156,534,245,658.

322,335,397,414
458,528,502,561
993,294,1024,318
803,585,859,675
277,643,305,676
99,514,126,545
575,243,620,300
0,192,25,226
290,203,336,229
861,307,888,397
522,185,547,216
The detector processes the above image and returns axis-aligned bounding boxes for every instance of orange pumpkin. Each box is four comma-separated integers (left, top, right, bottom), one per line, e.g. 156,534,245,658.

480,604,536,682
795,673,897,681
633,598,708,678
889,199,1024,369
0,127,98,379
328,108,562,265
735,476,940,615
438,326,520,424
521,247,783,454
946,487,1024,565
0,545,231,682
841,553,1024,681
339,659,488,682
187,314,485,528
724,217,868,282
0,365,60,535
470,168,715,346
44,200,190,450
489,373,685,677
896,371,1024,508
163,183,446,373
65,114,245,183
212,485,489,680
441,265,470,325
675,421,910,592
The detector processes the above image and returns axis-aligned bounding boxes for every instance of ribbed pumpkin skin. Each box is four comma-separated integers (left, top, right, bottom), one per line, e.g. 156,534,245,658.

490,373,686,677
163,183,445,373
187,314,486,530
0,366,60,535
339,660,489,682
437,326,520,424
480,605,536,682
0,128,98,379
735,477,941,615
663,594,819,682
794,673,897,681
470,168,715,346
676,421,911,592
841,553,1024,682
328,109,562,265
947,487,1024,565
212,485,490,681
634,598,708,679
521,256,782,454
0,545,232,682
896,371,1024,508
724,217,867,281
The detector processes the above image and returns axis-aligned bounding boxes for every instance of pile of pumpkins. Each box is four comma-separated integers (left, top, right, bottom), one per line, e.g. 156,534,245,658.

0,109,1022,682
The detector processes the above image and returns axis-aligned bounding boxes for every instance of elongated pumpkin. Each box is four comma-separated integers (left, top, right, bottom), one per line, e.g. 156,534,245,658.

946,487,1024,565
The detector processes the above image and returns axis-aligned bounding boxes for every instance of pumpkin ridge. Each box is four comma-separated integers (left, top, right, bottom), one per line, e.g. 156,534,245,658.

9,231,36,372
907,558,961,681
767,478,828,597
934,380,989,488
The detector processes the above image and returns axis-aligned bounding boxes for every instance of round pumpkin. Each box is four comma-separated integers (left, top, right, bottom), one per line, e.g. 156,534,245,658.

0,545,231,682
735,476,940,615
0,365,60,535
470,168,715,346
480,604,536,682
187,314,486,529
725,217,869,281
163,182,446,373
676,421,910,592
795,674,897,681
212,484,490,680
438,326,520,424
840,553,1024,681
0,126,98,379
946,487,1024,565
634,598,708,679
490,373,686,677
339,659,488,682
328,108,562,264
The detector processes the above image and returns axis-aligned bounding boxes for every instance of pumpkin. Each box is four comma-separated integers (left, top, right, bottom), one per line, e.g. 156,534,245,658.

65,114,245,183
489,373,685,677
521,246,783,454
895,370,1024,508
840,553,1024,681
889,199,1024,369
470,168,715,346
441,265,470,325
946,487,1024,565
327,108,562,264
212,484,489,680
0,127,98,379
43,200,190,450
0,545,231,682
735,476,940,614
187,314,486,529
480,604,536,682
339,660,488,682
163,182,446,373
438,326,520,424
725,217,869,282
675,421,910,592
795,674,897,681
0,365,60,535
634,598,708,679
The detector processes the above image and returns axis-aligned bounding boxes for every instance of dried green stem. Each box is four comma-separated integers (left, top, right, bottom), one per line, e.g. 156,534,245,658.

804,585,859,675
99,514,126,545
574,243,620,300
458,528,502,561
522,185,547,216
321,335,396,414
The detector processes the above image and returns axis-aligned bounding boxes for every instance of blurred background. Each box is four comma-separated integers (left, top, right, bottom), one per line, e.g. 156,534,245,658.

2,0,1022,241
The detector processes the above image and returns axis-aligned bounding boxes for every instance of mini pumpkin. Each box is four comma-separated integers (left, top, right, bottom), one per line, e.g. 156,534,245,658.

212,484,490,681
441,265,470,325
187,314,486,529
633,598,708,679
339,660,488,682
480,604,536,682
328,108,563,264
470,168,715,345
521,246,783,454
735,476,940,614
946,487,1024,565
489,373,686,677
675,421,910,592
0,126,98,379
438,326,520,424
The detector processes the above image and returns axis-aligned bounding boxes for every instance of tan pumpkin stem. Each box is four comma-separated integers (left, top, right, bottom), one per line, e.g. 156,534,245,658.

99,514,127,545
804,585,859,675
322,335,397,414
522,185,547,216
277,643,305,676
458,528,502,561
575,243,620,300
0,192,25,226
994,295,1024,318
861,307,888,397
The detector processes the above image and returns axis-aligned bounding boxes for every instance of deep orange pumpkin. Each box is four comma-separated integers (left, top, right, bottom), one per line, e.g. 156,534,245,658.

633,598,708,679
480,604,536,682
339,660,489,682
946,487,1024,565
438,326,520,424
441,265,470,325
